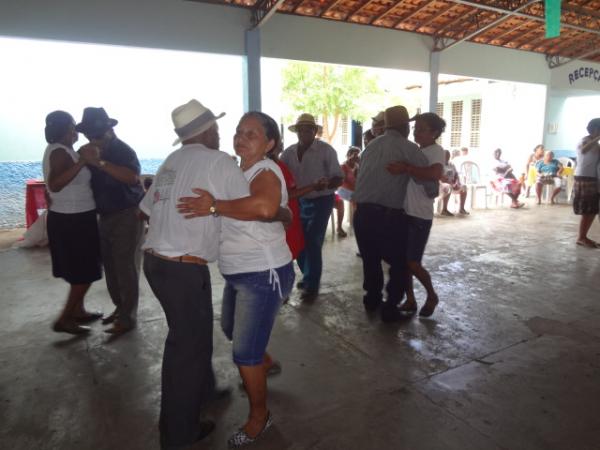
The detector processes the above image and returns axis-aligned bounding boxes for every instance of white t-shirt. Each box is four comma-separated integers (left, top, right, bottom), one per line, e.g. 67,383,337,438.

404,143,445,220
140,144,249,262
219,159,292,275
575,137,600,177
42,143,96,214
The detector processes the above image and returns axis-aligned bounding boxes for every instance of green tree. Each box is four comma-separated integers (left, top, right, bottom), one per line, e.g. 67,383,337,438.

282,62,384,144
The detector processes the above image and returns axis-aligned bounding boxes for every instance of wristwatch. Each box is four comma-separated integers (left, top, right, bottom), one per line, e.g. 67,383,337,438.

209,200,219,217
99,160,107,168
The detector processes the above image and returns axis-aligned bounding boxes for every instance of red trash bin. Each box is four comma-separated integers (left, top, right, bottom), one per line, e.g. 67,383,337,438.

25,180,47,228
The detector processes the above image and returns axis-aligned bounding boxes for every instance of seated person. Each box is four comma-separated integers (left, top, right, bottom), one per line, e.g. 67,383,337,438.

490,148,524,209
439,150,468,216
535,150,563,204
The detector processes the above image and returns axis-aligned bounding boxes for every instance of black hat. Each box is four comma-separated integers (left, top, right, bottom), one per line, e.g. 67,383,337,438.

75,107,118,137
45,110,75,144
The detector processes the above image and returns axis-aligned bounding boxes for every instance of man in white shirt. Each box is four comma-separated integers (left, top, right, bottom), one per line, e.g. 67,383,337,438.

140,100,249,449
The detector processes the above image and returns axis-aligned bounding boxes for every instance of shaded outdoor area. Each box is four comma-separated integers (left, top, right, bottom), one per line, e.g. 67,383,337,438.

1,204,599,450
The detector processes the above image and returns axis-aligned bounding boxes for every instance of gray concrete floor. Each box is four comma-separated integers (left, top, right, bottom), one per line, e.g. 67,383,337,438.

1,202,599,450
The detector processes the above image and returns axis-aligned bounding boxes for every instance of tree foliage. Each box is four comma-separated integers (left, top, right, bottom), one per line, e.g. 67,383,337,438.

282,62,384,143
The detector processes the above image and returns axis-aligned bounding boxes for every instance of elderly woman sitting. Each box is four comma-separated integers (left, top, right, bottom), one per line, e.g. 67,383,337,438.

535,150,563,204
490,148,524,208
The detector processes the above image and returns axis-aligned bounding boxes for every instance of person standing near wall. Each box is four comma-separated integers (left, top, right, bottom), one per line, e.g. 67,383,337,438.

76,107,145,334
573,118,600,248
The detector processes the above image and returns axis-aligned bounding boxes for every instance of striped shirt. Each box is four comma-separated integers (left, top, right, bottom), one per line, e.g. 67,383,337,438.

353,129,431,209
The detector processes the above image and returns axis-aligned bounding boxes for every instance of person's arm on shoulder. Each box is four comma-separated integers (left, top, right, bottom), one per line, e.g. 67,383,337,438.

47,148,86,192
178,169,283,221
579,136,600,154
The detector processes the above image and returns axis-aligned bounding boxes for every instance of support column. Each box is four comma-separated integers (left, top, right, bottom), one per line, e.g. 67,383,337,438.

428,50,440,113
244,28,262,112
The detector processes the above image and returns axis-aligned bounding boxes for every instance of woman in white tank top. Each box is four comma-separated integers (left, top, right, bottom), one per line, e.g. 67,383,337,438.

177,112,294,448
42,111,103,335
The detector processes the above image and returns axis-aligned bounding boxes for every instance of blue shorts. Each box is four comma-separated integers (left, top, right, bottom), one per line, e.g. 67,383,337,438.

406,215,432,263
221,262,295,366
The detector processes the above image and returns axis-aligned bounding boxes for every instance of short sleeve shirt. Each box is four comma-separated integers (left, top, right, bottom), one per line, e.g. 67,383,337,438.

404,143,445,220
90,137,144,214
140,144,249,262
535,159,560,176
280,139,343,199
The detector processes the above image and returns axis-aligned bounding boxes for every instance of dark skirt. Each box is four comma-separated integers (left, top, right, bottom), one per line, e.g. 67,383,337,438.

572,177,600,215
47,209,102,285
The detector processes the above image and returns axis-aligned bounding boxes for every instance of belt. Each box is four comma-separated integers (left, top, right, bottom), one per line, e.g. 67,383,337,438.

145,249,208,265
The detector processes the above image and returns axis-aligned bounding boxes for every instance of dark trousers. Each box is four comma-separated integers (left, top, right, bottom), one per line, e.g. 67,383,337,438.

98,206,144,327
297,194,335,291
143,253,215,449
353,203,408,306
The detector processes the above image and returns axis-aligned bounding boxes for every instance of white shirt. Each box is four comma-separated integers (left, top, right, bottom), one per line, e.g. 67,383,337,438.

140,144,249,262
575,137,600,178
404,144,445,220
280,139,343,199
42,143,96,214
219,159,292,275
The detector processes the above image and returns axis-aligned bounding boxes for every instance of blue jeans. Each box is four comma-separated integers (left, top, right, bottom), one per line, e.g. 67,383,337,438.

297,194,334,291
221,262,295,366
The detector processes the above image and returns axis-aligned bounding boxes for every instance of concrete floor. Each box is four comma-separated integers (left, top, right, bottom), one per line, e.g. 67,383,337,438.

1,202,599,450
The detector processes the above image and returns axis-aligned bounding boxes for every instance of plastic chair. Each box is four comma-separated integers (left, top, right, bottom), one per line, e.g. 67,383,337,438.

460,161,487,209
557,158,576,202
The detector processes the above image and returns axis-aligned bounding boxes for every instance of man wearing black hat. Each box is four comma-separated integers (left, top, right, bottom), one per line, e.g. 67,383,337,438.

76,107,144,335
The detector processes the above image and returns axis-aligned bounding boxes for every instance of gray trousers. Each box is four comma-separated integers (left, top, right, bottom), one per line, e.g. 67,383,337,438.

143,253,216,448
98,206,144,327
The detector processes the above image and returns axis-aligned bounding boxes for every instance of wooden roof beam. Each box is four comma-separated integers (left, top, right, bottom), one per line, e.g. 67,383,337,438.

371,0,409,24
483,19,528,43
320,0,345,17
434,8,478,36
397,0,439,25
346,0,380,20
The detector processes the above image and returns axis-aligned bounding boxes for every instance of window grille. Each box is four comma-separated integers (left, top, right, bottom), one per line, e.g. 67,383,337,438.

470,99,482,148
451,101,463,148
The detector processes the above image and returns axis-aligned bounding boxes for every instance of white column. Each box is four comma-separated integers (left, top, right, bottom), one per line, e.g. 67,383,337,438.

428,50,440,113
244,28,262,112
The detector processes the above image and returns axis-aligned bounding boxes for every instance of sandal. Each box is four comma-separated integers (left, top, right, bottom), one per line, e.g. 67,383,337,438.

337,229,347,238
576,239,599,249
419,296,439,317
266,360,282,377
228,412,273,448
398,302,417,314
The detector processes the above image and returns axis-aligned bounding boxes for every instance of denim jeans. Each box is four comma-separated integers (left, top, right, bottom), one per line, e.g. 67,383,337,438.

297,194,334,291
221,262,295,366
143,253,215,448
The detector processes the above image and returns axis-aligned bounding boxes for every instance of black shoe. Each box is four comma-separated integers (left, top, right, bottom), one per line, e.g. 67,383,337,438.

300,289,319,301
211,386,232,401
381,305,411,323
363,295,382,312
296,281,307,291
161,420,215,450
101,310,119,325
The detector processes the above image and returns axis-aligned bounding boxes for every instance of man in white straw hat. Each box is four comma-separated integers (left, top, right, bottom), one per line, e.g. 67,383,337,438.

281,113,344,301
139,99,249,449
371,111,385,137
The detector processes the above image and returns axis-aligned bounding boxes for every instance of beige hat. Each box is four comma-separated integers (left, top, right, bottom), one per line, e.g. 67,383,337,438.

289,113,320,132
384,106,410,129
371,111,385,124
172,99,225,146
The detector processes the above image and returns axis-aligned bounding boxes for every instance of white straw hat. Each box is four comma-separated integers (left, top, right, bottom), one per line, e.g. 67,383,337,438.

172,99,225,146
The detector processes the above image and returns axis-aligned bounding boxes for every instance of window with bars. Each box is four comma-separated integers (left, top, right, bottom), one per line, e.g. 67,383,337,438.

451,101,463,147
341,116,348,145
470,99,482,148
436,103,445,145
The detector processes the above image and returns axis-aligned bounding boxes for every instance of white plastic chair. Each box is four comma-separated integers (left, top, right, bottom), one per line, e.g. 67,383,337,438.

460,161,488,209
558,157,576,202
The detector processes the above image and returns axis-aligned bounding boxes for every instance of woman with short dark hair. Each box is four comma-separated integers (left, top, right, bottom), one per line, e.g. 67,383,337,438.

42,111,102,334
